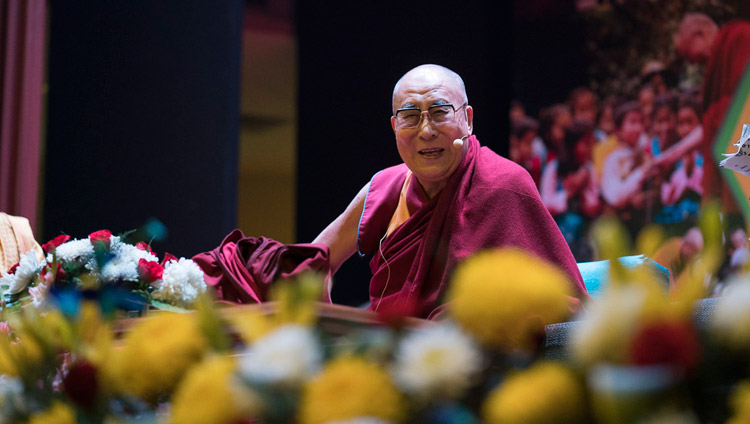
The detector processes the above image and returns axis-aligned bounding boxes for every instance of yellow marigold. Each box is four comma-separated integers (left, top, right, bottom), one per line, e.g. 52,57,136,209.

727,380,750,424
482,361,586,424
28,401,77,424
105,311,207,401
171,356,261,424
448,248,572,351
298,356,406,424
0,332,43,377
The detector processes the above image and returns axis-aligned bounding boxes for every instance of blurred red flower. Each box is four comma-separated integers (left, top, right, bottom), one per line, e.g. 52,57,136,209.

630,320,701,372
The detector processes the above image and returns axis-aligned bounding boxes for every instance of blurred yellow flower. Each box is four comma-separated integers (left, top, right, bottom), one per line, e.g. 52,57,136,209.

298,356,406,424
229,274,322,344
106,311,207,401
171,356,261,424
448,248,572,351
727,380,750,424
482,361,586,424
28,401,77,424
0,330,43,377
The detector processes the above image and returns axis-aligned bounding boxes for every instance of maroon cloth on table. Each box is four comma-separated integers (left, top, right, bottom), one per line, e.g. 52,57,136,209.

192,229,332,304
357,135,588,319
701,20,750,210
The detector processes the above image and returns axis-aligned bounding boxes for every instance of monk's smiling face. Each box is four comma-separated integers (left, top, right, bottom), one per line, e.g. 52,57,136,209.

391,65,473,198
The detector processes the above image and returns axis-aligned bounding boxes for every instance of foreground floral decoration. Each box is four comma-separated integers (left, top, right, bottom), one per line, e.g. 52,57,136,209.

0,207,748,423
171,356,261,424
107,311,208,400
448,248,573,351
391,322,483,401
298,356,406,424
481,361,586,424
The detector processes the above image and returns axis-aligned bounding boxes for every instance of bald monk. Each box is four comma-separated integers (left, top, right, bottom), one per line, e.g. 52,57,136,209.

313,64,589,319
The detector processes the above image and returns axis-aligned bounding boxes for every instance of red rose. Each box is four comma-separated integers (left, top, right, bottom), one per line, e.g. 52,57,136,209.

161,252,178,266
42,234,71,252
138,258,164,283
7,262,19,275
40,263,66,283
135,241,152,253
88,229,112,249
630,321,701,372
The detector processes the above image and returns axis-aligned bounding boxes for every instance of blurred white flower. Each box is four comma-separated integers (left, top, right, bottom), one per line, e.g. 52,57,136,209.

239,324,322,386
152,258,207,308
392,322,483,400
711,278,750,350
0,375,25,421
570,284,647,366
54,238,94,264
29,282,49,308
0,251,41,295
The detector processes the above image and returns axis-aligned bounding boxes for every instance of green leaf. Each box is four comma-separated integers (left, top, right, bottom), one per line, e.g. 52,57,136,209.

150,299,190,313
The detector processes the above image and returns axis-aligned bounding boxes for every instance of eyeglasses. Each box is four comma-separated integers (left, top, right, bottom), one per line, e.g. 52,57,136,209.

393,103,467,129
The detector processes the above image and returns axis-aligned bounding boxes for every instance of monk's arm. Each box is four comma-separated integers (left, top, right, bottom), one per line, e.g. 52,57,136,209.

313,183,369,276
653,126,703,169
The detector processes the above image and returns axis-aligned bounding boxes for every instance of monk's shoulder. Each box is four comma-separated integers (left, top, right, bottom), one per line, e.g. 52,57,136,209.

473,147,539,197
370,163,409,190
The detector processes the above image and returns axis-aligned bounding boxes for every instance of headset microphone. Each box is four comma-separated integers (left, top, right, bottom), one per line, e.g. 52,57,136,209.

453,135,468,147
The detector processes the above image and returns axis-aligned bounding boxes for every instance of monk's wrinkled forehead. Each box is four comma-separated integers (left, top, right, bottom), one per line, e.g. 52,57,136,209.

392,65,467,113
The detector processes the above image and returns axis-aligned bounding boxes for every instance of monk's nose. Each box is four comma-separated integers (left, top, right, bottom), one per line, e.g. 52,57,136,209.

417,117,438,140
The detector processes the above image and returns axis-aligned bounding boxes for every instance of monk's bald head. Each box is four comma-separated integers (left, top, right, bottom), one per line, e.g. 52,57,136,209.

673,13,718,64
392,64,468,114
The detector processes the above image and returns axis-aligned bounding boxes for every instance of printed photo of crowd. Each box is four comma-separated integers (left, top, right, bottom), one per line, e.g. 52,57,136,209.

510,1,750,292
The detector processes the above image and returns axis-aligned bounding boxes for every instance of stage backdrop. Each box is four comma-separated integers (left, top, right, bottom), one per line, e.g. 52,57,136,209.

44,0,243,258
296,0,512,306
509,1,750,273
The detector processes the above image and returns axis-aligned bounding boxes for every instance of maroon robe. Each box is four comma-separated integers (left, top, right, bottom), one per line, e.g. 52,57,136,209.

701,20,750,211
192,230,331,304
357,135,588,319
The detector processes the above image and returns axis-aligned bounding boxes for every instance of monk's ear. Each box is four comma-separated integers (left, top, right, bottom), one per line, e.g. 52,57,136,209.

391,115,397,134
466,105,474,135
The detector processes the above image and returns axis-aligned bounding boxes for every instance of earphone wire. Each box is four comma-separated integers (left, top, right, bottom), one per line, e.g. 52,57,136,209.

374,231,391,311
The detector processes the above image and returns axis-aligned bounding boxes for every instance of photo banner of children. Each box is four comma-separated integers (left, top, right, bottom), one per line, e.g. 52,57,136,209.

510,0,750,294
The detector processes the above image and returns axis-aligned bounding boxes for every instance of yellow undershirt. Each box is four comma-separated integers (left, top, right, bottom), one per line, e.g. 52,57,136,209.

385,170,413,238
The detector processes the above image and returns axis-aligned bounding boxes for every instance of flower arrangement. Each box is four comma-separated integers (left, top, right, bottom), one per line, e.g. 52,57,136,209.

0,229,208,313
0,247,582,423
0,207,749,423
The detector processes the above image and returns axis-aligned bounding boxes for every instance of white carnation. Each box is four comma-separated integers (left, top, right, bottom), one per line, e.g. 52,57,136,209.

711,278,750,347
239,324,322,386
54,238,94,264
152,258,207,307
98,239,158,282
0,374,25,421
0,251,42,295
392,322,483,400
570,284,647,366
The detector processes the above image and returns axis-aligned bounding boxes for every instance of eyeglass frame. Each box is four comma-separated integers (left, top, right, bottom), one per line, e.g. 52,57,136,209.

392,102,468,129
